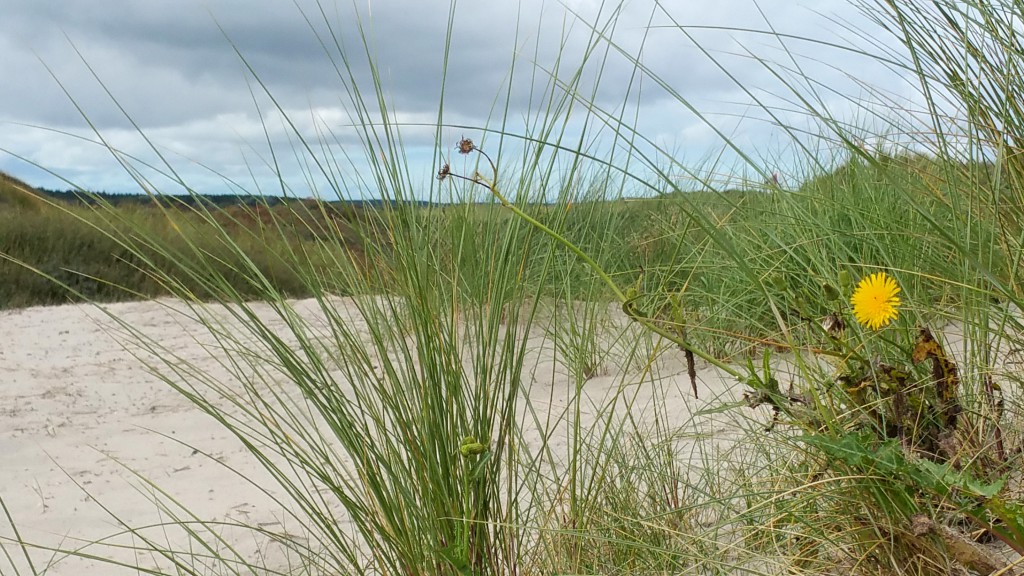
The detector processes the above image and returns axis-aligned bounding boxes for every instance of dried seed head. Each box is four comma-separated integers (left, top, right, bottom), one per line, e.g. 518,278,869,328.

821,312,845,337
436,163,451,181
457,137,475,154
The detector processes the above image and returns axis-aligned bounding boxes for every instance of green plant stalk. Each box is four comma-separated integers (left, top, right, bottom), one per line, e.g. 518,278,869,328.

454,153,744,382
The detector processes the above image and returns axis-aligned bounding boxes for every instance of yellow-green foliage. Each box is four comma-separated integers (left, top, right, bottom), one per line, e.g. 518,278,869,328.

0,171,47,211
0,191,367,309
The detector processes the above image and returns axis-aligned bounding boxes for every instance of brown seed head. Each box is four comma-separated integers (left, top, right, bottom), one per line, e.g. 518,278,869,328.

437,163,451,181
457,137,475,154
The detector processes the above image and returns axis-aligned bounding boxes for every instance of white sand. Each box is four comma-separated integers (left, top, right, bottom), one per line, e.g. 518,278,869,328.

0,297,744,575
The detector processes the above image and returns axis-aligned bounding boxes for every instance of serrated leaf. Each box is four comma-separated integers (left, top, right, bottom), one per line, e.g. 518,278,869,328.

915,460,1005,498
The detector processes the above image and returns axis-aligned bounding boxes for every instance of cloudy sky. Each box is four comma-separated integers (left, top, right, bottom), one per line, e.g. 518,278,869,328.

0,0,916,199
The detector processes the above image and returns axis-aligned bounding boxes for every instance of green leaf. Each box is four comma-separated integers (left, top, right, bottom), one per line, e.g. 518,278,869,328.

797,433,908,475
914,460,1005,499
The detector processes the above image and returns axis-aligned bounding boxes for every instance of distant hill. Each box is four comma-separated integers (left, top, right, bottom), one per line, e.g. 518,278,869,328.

0,172,48,211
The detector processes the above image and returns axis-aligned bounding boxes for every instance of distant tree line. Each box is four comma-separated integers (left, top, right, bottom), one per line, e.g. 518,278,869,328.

34,187,435,210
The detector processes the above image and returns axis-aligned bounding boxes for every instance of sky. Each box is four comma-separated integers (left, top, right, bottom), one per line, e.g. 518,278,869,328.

0,0,920,200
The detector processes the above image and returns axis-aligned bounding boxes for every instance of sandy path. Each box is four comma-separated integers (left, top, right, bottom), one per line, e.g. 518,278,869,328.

1,300,303,574
0,298,743,575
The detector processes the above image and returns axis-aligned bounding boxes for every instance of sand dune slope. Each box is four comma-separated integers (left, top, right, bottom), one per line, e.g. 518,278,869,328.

0,298,743,575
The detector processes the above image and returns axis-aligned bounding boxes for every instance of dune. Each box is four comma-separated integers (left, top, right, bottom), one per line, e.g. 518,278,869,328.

0,297,748,575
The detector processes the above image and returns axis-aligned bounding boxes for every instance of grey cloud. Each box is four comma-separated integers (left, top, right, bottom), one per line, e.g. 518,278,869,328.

0,0,908,195
3,1,786,125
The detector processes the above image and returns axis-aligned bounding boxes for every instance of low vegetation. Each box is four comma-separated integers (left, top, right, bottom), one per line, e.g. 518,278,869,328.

0,179,377,308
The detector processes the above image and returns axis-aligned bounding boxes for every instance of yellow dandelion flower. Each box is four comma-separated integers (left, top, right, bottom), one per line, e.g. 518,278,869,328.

850,272,901,330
